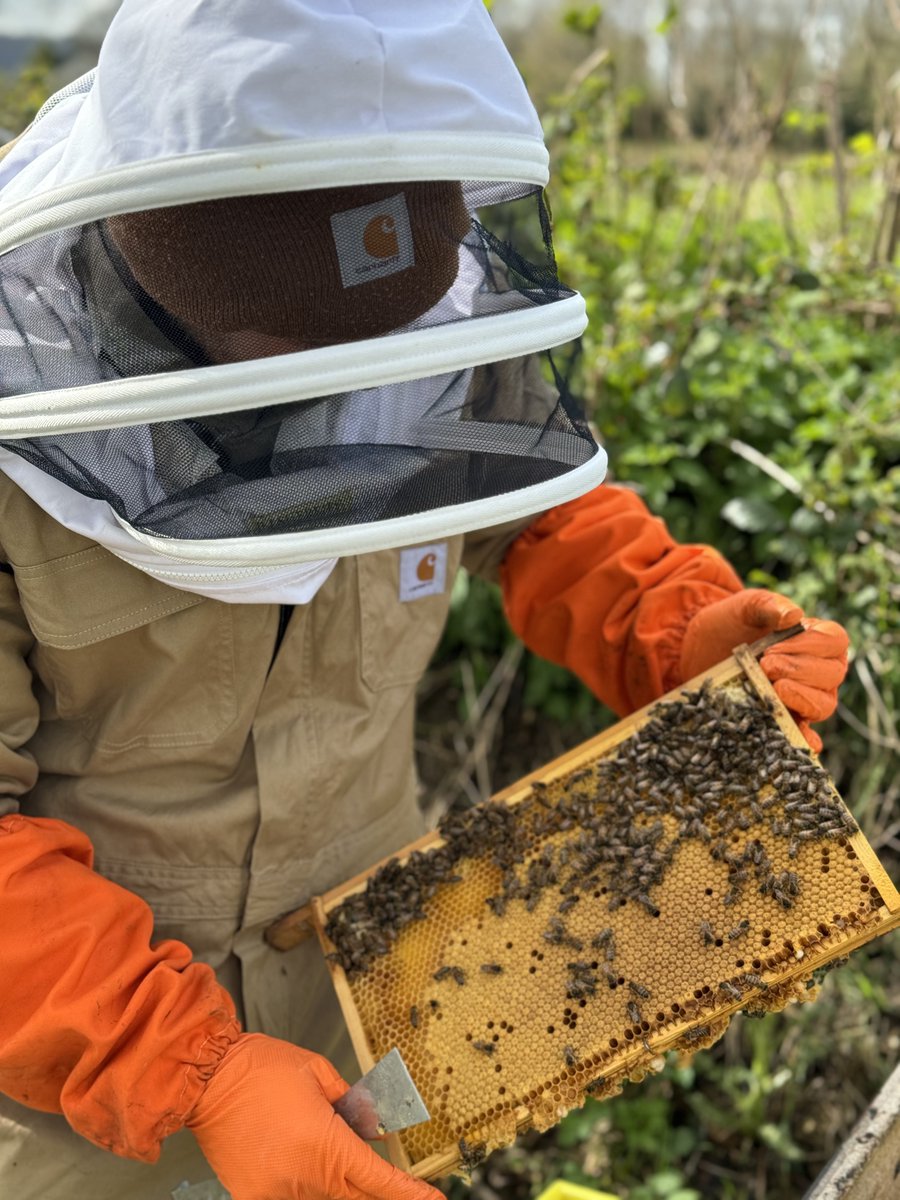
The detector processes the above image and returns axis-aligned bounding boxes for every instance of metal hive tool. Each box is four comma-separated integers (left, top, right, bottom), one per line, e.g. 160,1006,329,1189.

266,641,900,1181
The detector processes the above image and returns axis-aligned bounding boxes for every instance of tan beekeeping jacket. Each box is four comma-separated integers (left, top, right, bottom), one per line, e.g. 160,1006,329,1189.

0,354,552,1198
0,453,529,1051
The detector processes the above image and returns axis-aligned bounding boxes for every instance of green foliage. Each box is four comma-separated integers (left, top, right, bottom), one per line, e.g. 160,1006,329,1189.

783,108,828,136
563,5,603,39
439,570,612,739
438,30,898,1200
443,46,900,806
547,46,899,787
0,48,56,135
654,2,680,37
541,59,898,1200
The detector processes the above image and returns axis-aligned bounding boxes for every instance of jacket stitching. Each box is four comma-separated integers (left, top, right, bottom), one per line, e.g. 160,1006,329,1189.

12,547,108,578
31,598,200,645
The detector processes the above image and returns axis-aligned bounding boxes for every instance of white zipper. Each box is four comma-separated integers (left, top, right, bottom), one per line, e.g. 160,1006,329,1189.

0,131,549,257
109,449,608,570
0,294,587,437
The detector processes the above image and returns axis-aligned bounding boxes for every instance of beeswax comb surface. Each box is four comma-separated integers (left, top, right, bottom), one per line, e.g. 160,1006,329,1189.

319,673,900,1178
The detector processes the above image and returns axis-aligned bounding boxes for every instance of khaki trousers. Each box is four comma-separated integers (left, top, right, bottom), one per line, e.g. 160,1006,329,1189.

0,1104,216,1200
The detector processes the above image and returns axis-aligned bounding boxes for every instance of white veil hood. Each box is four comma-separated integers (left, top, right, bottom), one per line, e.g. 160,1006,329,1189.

0,0,550,250
0,0,607,601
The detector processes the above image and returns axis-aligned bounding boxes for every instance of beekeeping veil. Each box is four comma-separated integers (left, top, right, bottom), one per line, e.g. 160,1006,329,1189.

0,0,606,602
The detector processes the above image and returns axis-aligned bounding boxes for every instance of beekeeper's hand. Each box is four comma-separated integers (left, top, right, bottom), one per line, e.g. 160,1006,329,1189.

500,485,849,750
186,1033,444,1200
679,589,849,752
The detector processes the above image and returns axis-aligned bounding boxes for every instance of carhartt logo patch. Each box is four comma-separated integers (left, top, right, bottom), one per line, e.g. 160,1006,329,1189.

399,544,448,602
363,213,399,259
331,193,414,288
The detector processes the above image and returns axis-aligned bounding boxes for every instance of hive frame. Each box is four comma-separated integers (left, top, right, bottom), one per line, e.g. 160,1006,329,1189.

267,641,900,1179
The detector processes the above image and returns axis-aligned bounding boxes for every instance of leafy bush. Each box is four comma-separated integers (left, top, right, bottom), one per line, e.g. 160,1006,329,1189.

439,30,898,1200
0,47,56,135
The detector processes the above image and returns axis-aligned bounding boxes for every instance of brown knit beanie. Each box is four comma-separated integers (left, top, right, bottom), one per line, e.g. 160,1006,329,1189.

105,181,472,344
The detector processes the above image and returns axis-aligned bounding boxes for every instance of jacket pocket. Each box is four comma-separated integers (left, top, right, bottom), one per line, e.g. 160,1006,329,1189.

14,545,237,750
356,541,462,691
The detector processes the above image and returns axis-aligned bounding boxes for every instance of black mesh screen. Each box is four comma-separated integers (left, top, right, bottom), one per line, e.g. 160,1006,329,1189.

0,185,571,395
0,185,596,542
3,355,595,539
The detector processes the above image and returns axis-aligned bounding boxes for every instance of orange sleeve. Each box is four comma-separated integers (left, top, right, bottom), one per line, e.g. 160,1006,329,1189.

0,813,240,1161
500,483,744,715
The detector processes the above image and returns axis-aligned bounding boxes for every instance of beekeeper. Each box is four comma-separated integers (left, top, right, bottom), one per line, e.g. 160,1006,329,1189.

0,3,848,1199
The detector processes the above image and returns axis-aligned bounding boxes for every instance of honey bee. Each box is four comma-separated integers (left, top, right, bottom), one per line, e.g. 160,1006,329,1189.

567,978,598,1000
458,1138,487,1171
741,973,768,991
543,918,566,946
531,780,553,808
683,1025,710,1043
636,894,661,917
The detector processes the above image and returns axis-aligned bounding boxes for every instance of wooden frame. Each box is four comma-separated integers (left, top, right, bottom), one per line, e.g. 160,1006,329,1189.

265,635,900,1178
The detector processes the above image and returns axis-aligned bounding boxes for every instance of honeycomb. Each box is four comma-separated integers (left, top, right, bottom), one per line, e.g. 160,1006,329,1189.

315,666,900,1180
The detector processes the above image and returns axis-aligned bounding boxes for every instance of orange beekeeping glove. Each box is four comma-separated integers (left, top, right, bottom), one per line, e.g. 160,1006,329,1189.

186,1034,445,1200
0,813,240,1158
501,485,848,752
679,590,849,751
0,815,443,1198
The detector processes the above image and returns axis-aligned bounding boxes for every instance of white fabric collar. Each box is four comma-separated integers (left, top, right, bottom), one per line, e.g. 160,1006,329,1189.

0,448,338,604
